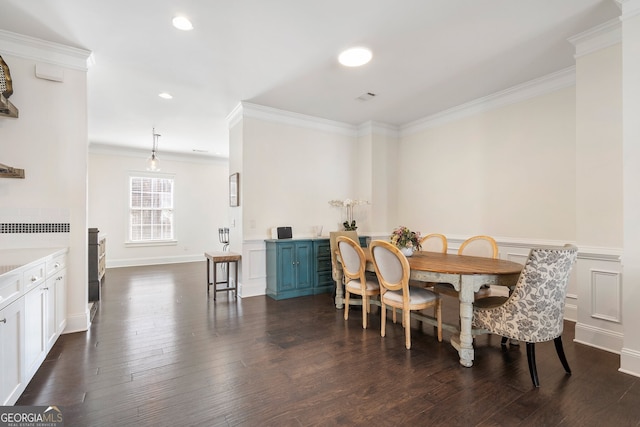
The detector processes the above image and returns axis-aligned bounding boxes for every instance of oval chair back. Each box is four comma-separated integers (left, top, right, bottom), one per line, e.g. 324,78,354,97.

336,236,379,329
419,233,448,253
458,235,498,259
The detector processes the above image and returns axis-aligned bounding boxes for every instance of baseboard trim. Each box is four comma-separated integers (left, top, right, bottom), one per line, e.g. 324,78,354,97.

620,347,640,378
107,254,204,268
64,310,90,333
564,302,578,322
239,282,266,298
574,322,623,354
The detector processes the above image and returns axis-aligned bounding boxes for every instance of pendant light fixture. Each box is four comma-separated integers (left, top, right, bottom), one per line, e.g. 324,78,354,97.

147,128,161,171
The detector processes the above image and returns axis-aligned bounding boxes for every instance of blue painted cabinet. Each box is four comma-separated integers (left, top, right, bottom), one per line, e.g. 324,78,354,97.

266,237,368,300
313,240,334,295
266,239,314,300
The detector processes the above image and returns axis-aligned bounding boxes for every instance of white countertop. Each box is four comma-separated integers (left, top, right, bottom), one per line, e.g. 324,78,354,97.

0,248,67,277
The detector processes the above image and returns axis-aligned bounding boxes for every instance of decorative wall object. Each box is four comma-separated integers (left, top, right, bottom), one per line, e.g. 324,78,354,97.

0,54,18,117
0,162,24,179
0,54,13,97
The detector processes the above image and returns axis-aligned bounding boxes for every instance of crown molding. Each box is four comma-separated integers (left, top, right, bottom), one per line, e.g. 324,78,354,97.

89,143,227,163
227,102,358,137
617,0,640,20
357,121,400,138
568,18,622,58
228,66,577,141
400,66,576,137
226,102,244,129
0,29,92,71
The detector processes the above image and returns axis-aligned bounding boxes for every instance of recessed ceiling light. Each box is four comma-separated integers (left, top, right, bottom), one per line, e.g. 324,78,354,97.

172,16,193,31
158,92,173,99
338,47,372,67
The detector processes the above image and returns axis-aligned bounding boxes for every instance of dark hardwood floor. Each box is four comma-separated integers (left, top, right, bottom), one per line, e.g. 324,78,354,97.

17,262,640,426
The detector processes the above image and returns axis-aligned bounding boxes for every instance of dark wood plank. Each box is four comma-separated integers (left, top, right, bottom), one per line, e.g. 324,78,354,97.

16,261,640,426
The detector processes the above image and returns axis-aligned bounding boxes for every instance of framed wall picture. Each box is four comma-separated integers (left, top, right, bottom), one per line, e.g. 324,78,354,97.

229,173,239,207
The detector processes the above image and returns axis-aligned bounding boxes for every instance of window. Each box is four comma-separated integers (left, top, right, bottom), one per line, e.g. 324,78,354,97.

128,174,175,243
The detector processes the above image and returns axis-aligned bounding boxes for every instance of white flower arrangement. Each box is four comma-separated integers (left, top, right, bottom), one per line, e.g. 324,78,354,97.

328,199,369,230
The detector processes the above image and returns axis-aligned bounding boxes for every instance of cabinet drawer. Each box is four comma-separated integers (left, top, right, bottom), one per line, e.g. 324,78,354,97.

0,273,22,310
317,271,334,286
316,243,331,258
316,258,332,272
46,254,66,277
23,262,46,292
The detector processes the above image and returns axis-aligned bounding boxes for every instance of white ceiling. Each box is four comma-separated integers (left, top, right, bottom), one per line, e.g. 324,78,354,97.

0,0,621,158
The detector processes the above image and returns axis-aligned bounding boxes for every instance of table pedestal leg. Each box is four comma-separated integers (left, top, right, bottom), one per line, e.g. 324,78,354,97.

335,277,344,309
457,277,475,367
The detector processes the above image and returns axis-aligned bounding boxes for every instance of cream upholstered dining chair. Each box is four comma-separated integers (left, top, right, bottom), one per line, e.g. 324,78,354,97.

330,231,360,301
419,233,448,254
458,235,498,258
370,240,442,349
473,244,578,387
336,236,380,329
433,235,498,299
411,233,448,292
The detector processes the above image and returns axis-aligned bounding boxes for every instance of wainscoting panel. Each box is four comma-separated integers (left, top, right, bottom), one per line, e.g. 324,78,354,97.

575,247,623,354
239,241,267,298
591,269,622,323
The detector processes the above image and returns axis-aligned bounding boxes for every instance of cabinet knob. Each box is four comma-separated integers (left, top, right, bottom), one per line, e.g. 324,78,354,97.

43,287,49,291
56,276,63,280
0,318,6,323
31,276,38,282
54,262,60,268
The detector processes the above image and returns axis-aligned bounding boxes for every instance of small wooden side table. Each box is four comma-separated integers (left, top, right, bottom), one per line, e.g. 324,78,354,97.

204,251,241,300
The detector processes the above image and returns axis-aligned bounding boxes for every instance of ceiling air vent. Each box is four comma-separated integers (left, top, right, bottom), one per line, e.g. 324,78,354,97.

356,92,376,101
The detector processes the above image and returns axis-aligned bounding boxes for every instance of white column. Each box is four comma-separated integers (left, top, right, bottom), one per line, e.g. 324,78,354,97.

621,0,640,377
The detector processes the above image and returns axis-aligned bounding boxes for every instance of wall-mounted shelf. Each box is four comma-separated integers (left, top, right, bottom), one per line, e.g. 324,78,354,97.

0,93,18,118
0,163,24,179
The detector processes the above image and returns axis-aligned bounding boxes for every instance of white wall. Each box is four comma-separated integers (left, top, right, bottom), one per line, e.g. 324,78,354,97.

574,40,624,353
576,45,623,249
241,115,359,240
88,147,229,267
0,38,92,333
398,87,577,242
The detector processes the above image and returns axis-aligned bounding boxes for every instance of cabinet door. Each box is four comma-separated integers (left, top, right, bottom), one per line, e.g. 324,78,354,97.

44,276,57,350
0,299,25,405
55,268,67,335
294,242,313,290
277,243,296,291
24,286,46,380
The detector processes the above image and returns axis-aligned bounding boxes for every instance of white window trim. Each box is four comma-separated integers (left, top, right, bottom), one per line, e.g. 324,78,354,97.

125,170,177,246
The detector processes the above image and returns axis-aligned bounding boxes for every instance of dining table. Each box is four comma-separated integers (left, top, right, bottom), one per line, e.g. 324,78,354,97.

362,249,523,367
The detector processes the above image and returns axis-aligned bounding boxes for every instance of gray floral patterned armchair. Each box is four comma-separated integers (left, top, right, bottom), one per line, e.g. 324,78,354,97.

472,244,578,387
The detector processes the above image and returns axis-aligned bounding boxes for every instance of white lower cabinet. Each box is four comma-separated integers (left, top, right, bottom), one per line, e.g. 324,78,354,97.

0,298,25,405
0,249,67,405
52,268,66,343
24,284,47,380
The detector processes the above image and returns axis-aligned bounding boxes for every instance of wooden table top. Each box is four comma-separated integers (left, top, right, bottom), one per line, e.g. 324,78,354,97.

204,251,242,262
366,249,523,276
